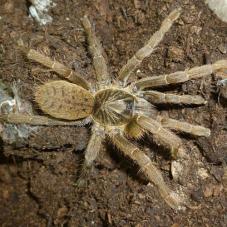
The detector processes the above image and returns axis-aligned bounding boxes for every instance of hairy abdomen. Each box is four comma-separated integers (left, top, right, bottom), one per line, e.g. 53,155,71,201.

35,80,94,120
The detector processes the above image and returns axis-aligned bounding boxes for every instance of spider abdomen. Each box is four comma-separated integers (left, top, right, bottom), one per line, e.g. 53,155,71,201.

93,88,135,126
35,80,94,120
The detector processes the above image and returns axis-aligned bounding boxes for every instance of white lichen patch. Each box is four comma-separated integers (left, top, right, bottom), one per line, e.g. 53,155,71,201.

197,167,209,180
205,0,227,22
29,0,56,25
0,80,37,145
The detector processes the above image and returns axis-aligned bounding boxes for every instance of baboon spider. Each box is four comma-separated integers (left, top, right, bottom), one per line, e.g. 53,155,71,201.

1,8,227,210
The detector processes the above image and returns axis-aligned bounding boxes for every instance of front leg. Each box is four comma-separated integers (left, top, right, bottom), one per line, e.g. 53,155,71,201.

18,44,90,90
118,8,182,84
136,115,185,158
77,124,105,186
157,116,211,137
81,16,110,88
0,113,91,126
132,59,227,90
139,90,206,105
110,133,185,210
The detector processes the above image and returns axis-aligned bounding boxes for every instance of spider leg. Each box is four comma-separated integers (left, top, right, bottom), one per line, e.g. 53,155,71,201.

110,133,185,210
157,116,211,137
139,90,206,105
19,45,90,90
0,113,91,126
77,124,104,186
132,59,227,90
81,16,110,88
118,8,181,84
135,115,185,158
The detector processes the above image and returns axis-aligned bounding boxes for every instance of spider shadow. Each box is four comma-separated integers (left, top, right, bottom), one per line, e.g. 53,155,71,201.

0,140,10,164
218,96,227,108
105,140,147,185
0,139,25,165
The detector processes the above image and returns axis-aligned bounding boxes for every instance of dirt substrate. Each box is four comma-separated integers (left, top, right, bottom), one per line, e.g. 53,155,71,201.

0,0,227,226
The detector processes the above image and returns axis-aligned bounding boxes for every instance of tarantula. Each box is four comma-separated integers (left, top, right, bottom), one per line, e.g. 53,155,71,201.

1,8,227,210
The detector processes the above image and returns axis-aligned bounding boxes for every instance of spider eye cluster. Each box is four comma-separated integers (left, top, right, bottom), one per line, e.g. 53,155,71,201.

92,88,135,126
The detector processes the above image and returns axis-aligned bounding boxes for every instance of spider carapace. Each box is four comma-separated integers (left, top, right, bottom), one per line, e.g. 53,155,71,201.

93,88,135,125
